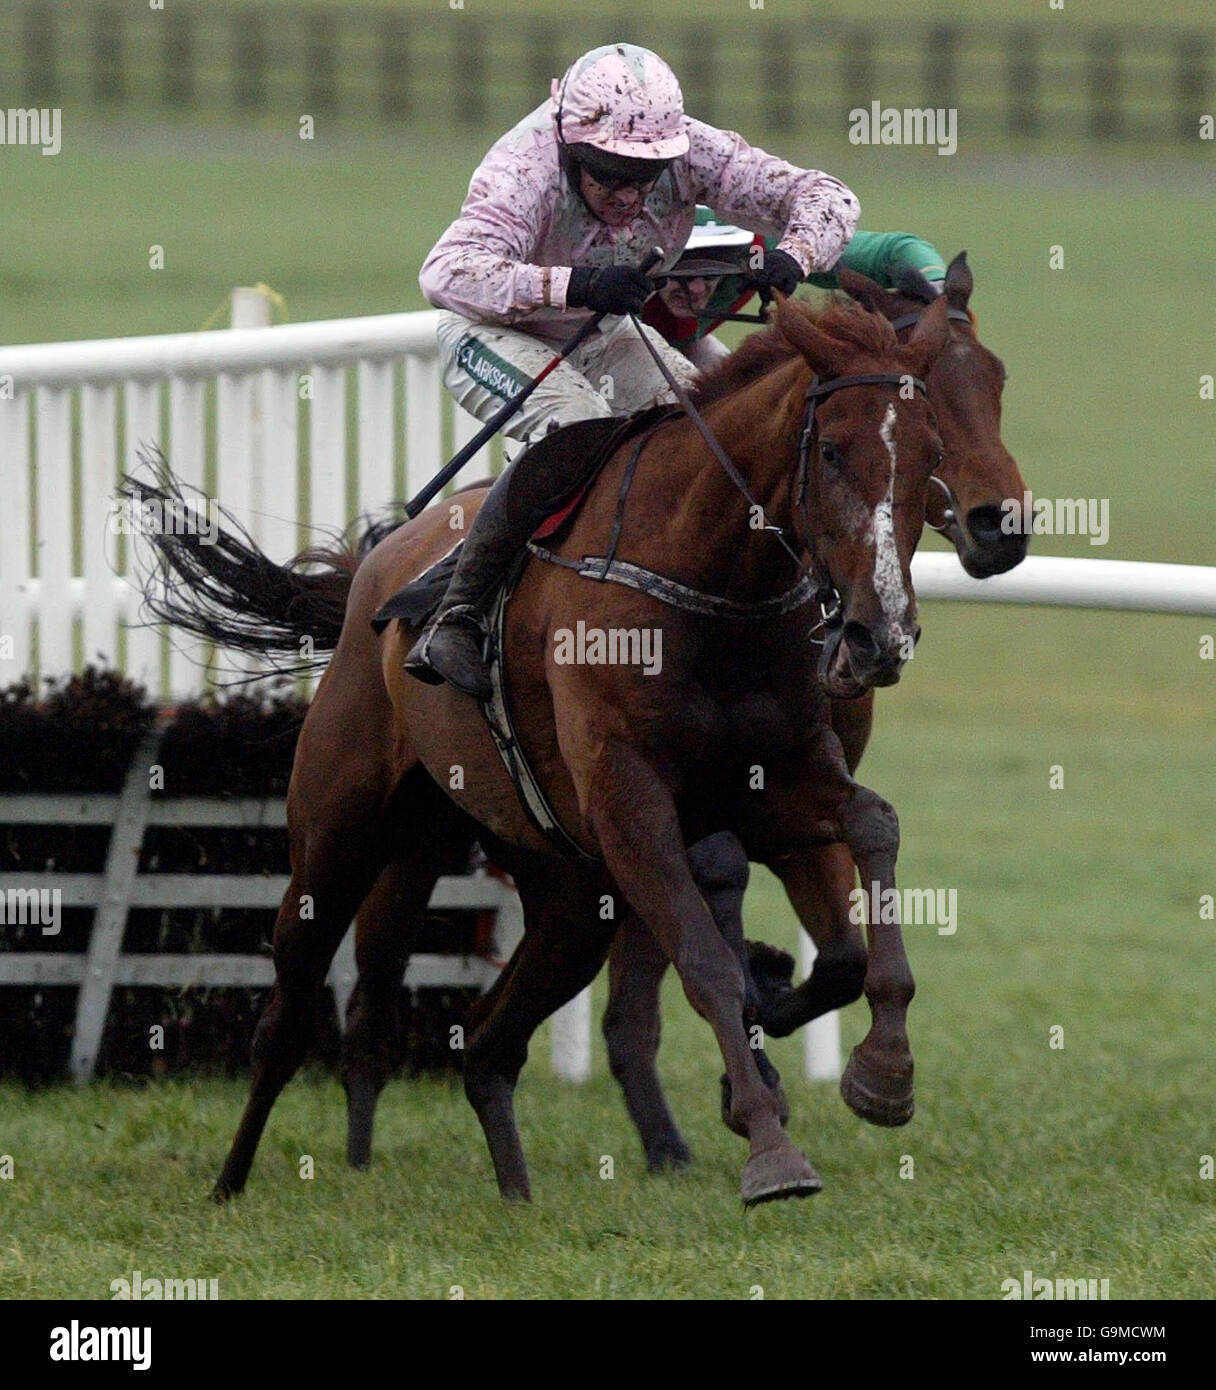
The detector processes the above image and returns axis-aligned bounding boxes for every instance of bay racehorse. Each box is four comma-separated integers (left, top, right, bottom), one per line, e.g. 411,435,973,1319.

340,251,1030,1172
129,292,952,1204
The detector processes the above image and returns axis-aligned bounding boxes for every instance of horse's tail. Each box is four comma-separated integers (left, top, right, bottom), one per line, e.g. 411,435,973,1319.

119,452,402,678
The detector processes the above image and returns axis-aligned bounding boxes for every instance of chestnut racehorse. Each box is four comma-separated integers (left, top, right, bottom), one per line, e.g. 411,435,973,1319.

131,293,952,1204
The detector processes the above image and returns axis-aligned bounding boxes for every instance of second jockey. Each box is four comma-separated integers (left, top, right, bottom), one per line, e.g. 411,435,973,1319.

646,207,950,371
407,41,860,699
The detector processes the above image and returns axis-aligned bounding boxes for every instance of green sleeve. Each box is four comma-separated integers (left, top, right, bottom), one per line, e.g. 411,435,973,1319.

691,231,947,338
804,230,948,290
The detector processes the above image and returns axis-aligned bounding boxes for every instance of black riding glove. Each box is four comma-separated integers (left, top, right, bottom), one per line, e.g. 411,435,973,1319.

567,265,654,316
745,247,805,299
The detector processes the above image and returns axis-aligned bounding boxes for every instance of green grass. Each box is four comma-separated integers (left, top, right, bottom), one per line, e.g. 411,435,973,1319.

2,92,1214,1297
4,658,1214,1301
3,604,1214,1299
282,0,1216,30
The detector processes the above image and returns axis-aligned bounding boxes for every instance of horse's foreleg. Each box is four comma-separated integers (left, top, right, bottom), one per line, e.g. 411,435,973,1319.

744,694,874,1037
836,786,915,1127
602,913,691,1172
463,864,615,1201
584,743,820,1206
341,859,430,1169
752,844,868,1037
682,832,790,1135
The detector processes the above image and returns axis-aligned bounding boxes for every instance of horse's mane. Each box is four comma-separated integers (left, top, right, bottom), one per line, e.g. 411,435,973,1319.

692,298,899,408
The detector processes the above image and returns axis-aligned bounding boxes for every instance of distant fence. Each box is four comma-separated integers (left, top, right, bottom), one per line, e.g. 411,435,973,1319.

0,2,1211,144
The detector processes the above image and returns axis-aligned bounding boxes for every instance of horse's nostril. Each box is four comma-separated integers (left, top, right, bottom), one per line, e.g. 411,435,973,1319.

842,621,878,659
965,504,1008,547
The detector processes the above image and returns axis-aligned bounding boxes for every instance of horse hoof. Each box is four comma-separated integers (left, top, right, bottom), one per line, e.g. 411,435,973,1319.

840,1047,914,1127
746,939,797,987
210,1181,238,1204
741,1146,822,1207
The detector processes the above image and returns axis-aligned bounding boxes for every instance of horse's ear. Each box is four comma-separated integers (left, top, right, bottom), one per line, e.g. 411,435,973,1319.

773,292,852,376
944,251,973,312
898,294,951,379
837,267,894,319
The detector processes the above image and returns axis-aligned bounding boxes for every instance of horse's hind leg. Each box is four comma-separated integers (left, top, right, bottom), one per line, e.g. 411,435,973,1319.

213,699,410,1200
463,862,615,1201
213,832,391,1200
342,809,478,1169
341,859,427,1170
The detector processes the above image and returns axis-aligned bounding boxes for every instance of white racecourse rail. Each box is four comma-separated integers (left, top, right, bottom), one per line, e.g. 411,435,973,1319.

2,299,1215,1083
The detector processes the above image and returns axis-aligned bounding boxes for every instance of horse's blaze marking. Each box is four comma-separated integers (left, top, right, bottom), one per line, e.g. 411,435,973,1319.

872,403,910,630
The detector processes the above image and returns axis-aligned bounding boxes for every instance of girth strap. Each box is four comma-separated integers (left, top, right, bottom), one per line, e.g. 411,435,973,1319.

480,580,600,862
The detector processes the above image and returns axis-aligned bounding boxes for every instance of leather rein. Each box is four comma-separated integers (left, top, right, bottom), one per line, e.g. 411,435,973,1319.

531,308,936,639
528,299,970,631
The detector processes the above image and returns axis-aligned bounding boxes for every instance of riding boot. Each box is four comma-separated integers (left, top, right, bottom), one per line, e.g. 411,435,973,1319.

403,464,528,700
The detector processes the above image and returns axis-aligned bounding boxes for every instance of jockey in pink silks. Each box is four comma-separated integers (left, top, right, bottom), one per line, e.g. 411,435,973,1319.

406,42,860,699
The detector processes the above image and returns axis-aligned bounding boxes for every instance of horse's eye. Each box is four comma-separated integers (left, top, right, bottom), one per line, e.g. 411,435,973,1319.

821,440,840,465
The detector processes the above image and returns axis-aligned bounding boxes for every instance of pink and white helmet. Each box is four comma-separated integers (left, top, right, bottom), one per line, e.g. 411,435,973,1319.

551,43,689,161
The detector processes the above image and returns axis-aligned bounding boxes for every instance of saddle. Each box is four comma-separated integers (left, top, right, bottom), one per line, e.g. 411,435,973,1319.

370,408,673,635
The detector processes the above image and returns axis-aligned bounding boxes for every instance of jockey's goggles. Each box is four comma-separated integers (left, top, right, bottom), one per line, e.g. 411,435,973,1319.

569,144,672,190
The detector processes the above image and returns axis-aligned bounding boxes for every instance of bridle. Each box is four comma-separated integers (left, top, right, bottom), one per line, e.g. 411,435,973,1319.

625,312,929,635
530,303,938,640
891,301,973,535
791,372,928,635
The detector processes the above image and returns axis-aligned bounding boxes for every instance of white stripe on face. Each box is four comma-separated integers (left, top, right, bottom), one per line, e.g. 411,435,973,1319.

872,403,910,630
